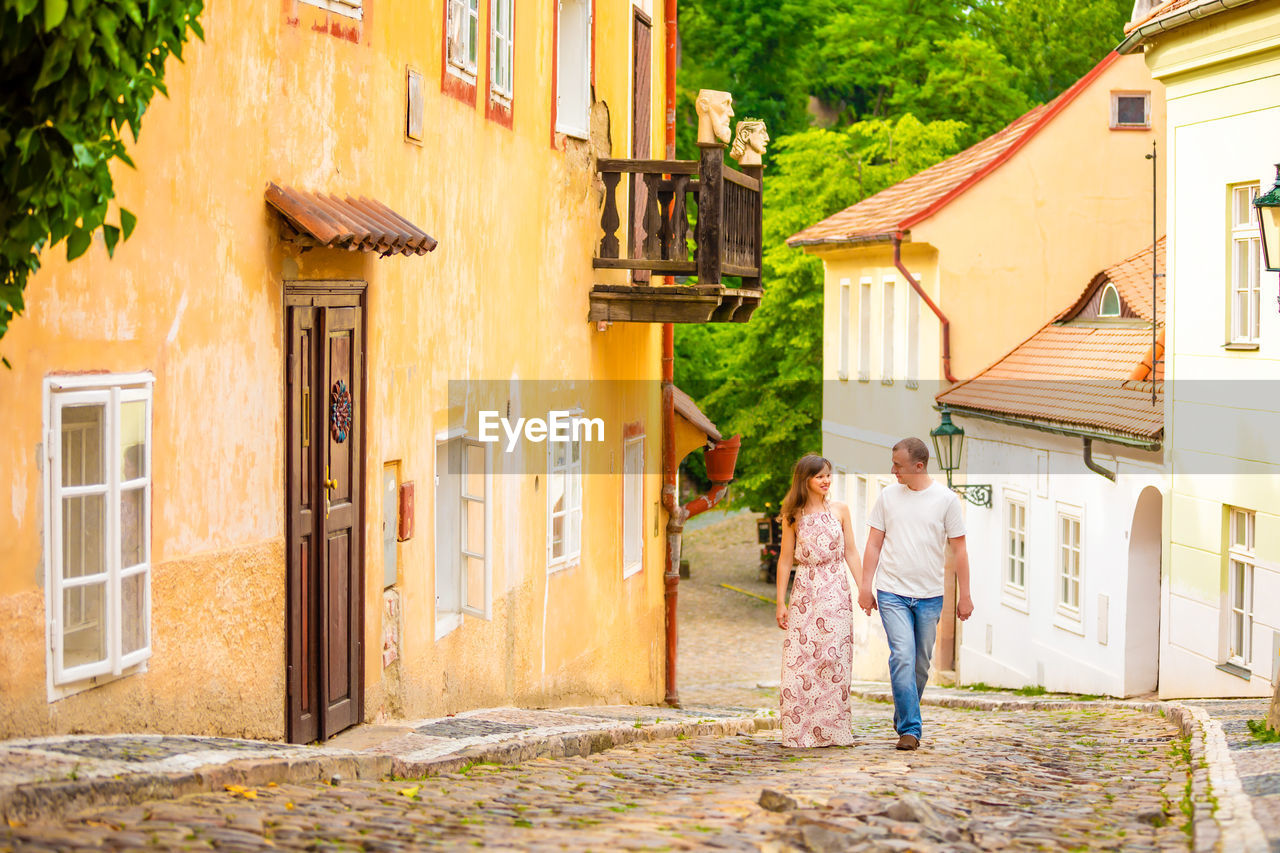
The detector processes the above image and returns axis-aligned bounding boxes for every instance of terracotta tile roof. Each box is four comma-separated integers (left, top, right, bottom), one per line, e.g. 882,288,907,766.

1056,237,1165,323
788,53,1120,248
1119,0,1260,50
266,183,438,257
937,242,1165,443
673,385,722,442
1125,0,1199,32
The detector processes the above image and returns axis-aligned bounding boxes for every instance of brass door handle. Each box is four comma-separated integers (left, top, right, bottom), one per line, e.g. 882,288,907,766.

325,466,337,519
325,478,338,490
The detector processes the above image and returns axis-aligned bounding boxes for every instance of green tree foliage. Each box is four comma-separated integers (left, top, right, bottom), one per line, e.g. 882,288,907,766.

974,0,1133,104
0,0,204,358
674,0,1131,508
678,118,965,508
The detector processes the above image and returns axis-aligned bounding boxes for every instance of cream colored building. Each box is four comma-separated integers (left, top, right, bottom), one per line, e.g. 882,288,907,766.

789,52,1165,679
1121,0,1280,698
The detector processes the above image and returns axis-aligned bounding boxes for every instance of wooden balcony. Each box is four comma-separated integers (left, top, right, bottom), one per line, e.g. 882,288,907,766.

589,146,763,324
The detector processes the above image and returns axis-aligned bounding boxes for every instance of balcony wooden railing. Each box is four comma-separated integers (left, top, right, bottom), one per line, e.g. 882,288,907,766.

589,146,763,324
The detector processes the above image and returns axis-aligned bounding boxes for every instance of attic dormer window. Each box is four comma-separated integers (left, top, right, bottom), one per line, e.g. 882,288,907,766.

1111,92,1150,130
1100,284,1121,317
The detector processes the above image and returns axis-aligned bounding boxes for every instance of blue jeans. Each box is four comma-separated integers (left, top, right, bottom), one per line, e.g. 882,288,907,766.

877,591,944,739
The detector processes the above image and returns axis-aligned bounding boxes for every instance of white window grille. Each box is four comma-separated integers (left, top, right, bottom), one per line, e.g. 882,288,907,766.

1005,497,1027,593
45,374,153,689
490,0,514,102
548,435,584,569
447,0,481,80
435,435,491,623
1057,512,1082,616
1227,507,1256,665
622,435,644,578
300,0,362,21
1230,184,1262,344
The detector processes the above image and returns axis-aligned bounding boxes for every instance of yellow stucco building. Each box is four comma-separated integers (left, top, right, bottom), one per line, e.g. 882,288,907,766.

789,51,1166,680
0,0,735,741
1121,0,1280,698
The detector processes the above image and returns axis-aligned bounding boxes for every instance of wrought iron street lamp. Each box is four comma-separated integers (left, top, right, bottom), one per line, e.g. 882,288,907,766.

1254,165,1280,309
930,408,991,508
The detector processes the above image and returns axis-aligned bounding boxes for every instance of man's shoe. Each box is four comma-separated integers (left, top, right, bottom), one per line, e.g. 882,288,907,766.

895,734,919,751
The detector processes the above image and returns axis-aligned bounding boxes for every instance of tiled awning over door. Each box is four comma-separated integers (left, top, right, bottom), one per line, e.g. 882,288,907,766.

266,183,437,257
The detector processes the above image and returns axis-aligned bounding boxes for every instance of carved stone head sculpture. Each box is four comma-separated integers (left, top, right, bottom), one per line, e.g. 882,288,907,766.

730,119,769,166
695,89,735,146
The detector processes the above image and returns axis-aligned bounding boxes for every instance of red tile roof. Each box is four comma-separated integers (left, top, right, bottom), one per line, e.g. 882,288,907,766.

1056,237,1165,323
266,183,438,257
1125,0,1199,32
936,241,1165,444
788,53,1120,248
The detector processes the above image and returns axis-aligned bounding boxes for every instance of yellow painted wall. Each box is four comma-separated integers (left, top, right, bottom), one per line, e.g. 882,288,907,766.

1142,0,1280,698
0,0,674,737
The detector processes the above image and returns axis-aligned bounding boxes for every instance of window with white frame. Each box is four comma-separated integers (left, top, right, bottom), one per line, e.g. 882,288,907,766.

1099,283,1121,317
837,280,851,380
435,435,491,622
548,435,583,568
622,435,644,577
555,0,592,138
881,278,895,382
1109,91,1150,129
490,0,514,102
1230,183,1262,344
1057,511,1082,616
858,279,872,381
1005,496,1027,593
906,281,920,389
301,0,362,20
45,374,153,688
1227,507,1256,665
447,0,481,80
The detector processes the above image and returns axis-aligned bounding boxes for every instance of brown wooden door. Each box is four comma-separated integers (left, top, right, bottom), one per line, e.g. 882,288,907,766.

630,9,652,282
286,287,364,743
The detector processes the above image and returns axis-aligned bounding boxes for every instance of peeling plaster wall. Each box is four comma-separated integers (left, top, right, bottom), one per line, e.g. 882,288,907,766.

0,0,670,737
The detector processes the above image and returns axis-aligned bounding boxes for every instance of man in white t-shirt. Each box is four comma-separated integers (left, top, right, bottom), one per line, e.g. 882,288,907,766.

858,437,972,751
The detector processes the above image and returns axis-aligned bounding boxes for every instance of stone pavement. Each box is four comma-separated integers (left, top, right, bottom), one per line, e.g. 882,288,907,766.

0,512,1276,850
2,698,1192,852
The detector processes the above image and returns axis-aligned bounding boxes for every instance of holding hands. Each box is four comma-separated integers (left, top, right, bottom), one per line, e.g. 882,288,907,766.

858,588,877,616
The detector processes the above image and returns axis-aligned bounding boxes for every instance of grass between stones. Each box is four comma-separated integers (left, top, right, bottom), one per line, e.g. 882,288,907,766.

1169,734,1195,837
1246,720,1280,743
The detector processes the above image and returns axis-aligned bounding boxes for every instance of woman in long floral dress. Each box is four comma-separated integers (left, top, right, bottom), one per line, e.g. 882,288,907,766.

775,454,862,748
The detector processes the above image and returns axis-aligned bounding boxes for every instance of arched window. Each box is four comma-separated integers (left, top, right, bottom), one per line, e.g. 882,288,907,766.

1099,284,1121,317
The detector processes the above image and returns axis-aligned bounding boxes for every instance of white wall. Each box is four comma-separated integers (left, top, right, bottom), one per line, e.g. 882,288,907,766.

953,421,1164,697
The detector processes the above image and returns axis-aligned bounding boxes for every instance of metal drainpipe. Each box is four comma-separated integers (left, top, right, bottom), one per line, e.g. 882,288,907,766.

893,233,958,384
660,0,682,707
1082,438,1117,481
660,327,684,707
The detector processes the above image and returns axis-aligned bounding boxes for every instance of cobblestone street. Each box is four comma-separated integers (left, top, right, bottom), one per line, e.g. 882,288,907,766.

2,700,1190,852
0,514,1211,851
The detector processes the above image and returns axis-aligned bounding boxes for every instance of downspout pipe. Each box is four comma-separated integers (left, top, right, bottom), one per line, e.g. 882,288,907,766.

892,232,958,384
660,0,682,710
1082,438,1117,481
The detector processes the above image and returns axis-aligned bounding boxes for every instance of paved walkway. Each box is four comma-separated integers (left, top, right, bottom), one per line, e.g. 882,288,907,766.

2,699,1190,851
0,513,1277,851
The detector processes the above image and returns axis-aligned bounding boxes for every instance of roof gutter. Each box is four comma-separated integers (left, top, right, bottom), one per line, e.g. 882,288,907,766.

894,233,958,383
1117,0,1258,54
941,404,1163,452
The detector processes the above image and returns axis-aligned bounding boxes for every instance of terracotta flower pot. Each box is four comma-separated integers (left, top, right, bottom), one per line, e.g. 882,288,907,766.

704,434,741,484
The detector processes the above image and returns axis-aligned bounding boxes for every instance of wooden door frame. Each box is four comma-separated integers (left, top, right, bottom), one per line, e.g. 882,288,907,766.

284,280,368,742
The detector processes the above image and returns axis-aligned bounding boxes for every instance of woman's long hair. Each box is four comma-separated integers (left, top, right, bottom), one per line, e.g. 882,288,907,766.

779,454,832,528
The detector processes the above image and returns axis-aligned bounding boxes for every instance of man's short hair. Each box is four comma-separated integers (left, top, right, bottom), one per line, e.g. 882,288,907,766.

893,437,930,468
